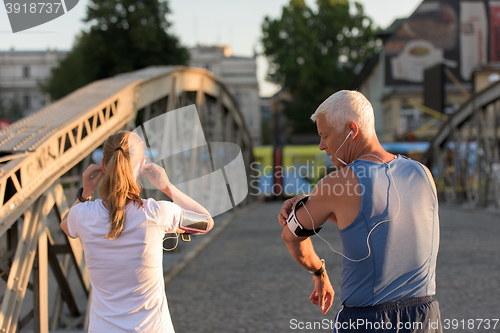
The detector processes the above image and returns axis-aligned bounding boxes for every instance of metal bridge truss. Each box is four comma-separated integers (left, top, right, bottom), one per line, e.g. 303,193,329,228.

0,66,254,332
424,80,500,208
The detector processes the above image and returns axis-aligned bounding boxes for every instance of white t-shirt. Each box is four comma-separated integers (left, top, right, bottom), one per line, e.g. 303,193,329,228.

67,198,182,333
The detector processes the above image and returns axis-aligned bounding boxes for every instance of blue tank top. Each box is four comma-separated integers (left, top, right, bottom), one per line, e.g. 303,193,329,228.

339,155,439,307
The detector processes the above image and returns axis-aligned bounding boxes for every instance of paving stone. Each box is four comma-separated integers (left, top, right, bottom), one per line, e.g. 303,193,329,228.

167,202,500,333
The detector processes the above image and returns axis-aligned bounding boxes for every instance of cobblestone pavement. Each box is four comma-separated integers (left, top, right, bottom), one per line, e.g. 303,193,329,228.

434,206,500,333
166,202,500,333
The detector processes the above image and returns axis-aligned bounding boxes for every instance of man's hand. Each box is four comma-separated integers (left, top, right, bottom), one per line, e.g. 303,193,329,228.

278,195,307,227
309,272,335,314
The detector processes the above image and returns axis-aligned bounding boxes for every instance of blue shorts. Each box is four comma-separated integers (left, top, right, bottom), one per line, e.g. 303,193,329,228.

334,296,442,333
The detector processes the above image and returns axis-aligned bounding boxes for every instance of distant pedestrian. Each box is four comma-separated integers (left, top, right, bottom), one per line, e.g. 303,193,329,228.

61,131,213,332
278,91,441,332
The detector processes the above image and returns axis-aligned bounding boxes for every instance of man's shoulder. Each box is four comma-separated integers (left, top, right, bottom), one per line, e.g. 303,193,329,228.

319,166,357,184
397,156,432,175
311,166,359,200
403,157,437,190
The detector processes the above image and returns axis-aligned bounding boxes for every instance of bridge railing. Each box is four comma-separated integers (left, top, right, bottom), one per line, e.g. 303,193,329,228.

423,80,500,208
0,66,255,333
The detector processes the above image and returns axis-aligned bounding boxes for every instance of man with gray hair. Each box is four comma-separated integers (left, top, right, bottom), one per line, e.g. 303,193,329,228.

278,90,442,332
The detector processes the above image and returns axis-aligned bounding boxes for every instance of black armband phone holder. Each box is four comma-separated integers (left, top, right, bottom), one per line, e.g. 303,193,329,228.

286,196,322,237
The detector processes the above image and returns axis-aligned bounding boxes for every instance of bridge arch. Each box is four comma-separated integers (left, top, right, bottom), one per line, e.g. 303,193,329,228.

424,81,500,207
0,66,255,332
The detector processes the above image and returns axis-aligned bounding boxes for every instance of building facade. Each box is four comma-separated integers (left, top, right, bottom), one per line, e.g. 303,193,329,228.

0,50,67,121
356,1,500,142
189,45,261,146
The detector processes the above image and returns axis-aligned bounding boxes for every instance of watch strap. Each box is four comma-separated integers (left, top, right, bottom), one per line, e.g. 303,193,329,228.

310,259,325,276
77,187,92,202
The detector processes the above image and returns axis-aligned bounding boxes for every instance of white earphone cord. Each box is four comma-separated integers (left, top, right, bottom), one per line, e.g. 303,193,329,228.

149,217,180,251
162,233,179,251
302,154,401,262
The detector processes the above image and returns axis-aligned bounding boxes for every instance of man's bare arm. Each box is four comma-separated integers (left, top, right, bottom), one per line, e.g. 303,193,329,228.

281,227,323,271
281,226,335,314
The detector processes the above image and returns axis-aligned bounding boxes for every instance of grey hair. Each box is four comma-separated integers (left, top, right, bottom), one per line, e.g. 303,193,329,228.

310,90,375,138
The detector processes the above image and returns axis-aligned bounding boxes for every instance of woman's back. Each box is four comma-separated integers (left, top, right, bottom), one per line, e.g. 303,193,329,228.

67,198,181,332
61,130,213,332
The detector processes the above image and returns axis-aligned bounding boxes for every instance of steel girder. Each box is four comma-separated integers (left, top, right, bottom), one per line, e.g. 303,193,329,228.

424,81,500,207
0,66,254,331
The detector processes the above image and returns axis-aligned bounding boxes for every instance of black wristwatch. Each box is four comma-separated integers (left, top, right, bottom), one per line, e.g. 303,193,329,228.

77,187,92,202
310,259,325,276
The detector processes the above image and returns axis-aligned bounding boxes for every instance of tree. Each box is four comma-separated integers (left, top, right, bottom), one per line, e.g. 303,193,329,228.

261,0,381,135
43,0,189,101
0,96,23,122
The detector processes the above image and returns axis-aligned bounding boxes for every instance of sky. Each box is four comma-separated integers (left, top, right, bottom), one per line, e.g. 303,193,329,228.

0,0,422,96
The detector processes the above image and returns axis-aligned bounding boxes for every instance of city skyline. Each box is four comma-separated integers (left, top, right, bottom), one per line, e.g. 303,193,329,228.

0,0,423,96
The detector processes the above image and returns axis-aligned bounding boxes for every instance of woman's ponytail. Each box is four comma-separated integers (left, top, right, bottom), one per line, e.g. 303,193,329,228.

99,132,144,239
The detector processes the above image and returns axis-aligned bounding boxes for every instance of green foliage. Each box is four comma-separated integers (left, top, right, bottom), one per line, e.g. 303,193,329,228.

43,0,189,101
0,97,23,122
261,118,272,145
261,0,381,135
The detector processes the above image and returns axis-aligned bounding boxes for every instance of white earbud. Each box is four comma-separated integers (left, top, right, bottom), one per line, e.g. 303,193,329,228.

335,130,354,166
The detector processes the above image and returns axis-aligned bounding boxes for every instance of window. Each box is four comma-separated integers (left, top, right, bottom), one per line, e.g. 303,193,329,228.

23,66,30,78
23,95,30,109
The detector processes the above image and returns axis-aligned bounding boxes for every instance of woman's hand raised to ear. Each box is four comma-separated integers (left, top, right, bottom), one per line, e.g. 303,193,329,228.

82,164,105,199
142,163,171,191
